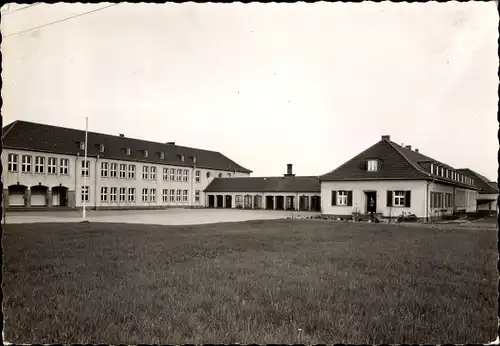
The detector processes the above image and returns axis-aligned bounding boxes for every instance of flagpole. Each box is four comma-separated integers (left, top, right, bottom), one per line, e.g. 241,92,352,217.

83,117,88,221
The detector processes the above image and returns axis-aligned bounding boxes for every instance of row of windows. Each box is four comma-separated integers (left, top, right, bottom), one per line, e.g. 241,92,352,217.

86,187,202,204
8,154,234,181
8,154,69,175
330,190,411,207
430,164,474,185
430,192,453,209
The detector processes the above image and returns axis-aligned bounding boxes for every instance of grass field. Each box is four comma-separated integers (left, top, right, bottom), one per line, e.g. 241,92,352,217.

2,219,498,344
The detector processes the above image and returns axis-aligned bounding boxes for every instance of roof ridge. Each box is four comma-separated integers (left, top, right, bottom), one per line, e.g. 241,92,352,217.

386,140,430,177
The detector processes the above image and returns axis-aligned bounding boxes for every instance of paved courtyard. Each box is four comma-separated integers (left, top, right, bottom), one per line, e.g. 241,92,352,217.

4,208,321,225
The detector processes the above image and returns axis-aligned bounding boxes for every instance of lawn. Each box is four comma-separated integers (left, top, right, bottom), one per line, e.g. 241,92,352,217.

2,219,498,344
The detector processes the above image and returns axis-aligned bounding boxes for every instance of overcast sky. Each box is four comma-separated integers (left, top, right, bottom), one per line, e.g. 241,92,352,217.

2,2,498,179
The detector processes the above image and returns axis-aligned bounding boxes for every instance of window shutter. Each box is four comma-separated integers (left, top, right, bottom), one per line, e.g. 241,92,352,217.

347,191,353,206
405,190,411,207
387,191,393,207
331,191,337,206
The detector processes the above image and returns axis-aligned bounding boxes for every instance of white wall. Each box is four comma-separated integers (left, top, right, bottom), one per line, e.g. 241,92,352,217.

3,148,250,209
2,149,77,190
321,180,428,218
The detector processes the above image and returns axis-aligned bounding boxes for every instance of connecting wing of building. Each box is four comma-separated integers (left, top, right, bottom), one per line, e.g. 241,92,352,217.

2,120,251,209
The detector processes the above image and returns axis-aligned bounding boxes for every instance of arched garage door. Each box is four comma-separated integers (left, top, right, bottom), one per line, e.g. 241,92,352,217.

31,186,47,207
8,185,26,207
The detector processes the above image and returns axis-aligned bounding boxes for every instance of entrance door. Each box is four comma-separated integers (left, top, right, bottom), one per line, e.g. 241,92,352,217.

365,191,377,214
9,187,25,206
216,195,224,208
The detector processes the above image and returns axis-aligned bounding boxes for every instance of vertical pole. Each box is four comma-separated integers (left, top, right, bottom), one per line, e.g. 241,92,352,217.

83,117,88,221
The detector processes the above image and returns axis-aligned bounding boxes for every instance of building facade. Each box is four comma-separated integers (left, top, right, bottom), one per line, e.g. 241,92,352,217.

457,169,498,215
2,120,251,210
320,135,479,221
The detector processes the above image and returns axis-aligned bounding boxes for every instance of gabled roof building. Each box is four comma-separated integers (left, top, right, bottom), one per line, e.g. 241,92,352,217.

320,135,481,221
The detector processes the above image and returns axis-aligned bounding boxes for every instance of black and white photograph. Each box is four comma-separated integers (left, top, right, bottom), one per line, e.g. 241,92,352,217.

1,2,498,344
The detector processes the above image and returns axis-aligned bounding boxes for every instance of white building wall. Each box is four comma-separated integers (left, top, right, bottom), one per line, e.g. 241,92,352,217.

3,148,250,209
321,180,428,218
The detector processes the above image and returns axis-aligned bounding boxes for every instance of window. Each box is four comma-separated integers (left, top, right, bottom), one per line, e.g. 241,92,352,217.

144,150,149,158
99,144,105,153
367,159,378,171
169,189,175,202
160,152,165,160
110,163,117,178
430,163,434,174
80,142,85,150
8,154,18,172
183,189,188,202
22,155,32,173
176,169,182,181
119,164,127,178
176,189,181,202
143,166,149,180
101,162,109,177
195,170,200,182
60,159,69,175
183,169,189,182
170,169,175,181
81,160,90,176
195,190,200,202
81,186,89,202
128,188,135,202
119,187,126,202
163,189,168,202
101,187,108,202
150,166,156,180
150,188,156,203
35,156,45,174
163,168,169,181
126,148,131,155
110,187,117,202
48,157,57,174
128,165,135,179
338,191,348,205
218,173,222,178
394,191,405,207
142,188,149,202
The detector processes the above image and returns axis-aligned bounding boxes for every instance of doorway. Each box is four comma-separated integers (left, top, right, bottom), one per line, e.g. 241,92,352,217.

225,195,232,208
265,196,274,210
208,195,215,208
365,191,377,214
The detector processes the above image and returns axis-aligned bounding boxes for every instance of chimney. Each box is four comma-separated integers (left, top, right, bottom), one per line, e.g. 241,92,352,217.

381,135,390,141
405,145,411,150
166,141,175,145
119,134,124,137
284,163,295,177
415,148,419,153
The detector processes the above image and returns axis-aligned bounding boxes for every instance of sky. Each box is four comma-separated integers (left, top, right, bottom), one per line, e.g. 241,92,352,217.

1,2,498,180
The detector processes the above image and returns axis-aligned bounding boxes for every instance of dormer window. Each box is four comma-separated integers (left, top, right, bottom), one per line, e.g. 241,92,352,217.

144,150,149,158
180,155,185,162
80,142,85,150
192,156,197,164
99,144,105,153
160,152,165,160
367,159,379,172
126,148,131,156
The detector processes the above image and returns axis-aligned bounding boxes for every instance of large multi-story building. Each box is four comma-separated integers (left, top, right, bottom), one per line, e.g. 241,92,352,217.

1,120,251,209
